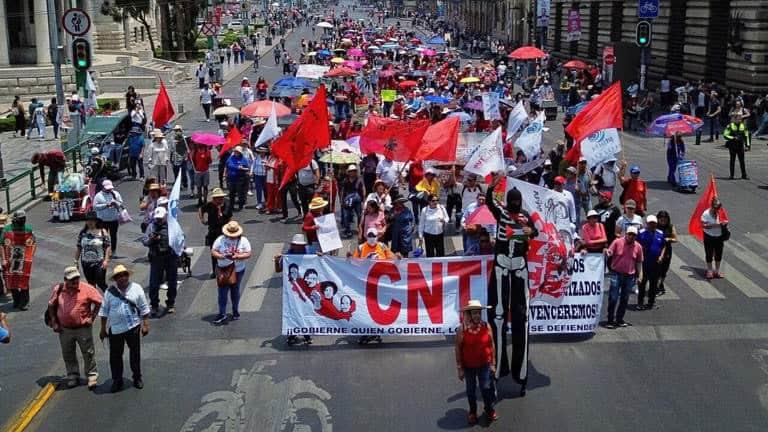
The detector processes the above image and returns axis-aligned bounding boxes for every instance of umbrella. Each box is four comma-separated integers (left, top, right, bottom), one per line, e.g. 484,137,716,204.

447,111,473,123
333,48,346,54
325,66,358,77
563,59,588,69
398,80,418,89
425,95,450,104
330,57,345,64
347,48,364,57
317,49,332,58
269,87,302,98
422,49,437,57
460,76,480,84
463,100,483,111
316,21,334,28
306,51,317,56
410,37,421,44
381,43,399,50
319,151,361,164
368,46,381,52
273,76,315,89
647,113,704,137
426,36,446,45
241,100,292,118
405,70,431,78
509,46,546,60
190,132,225,146
342,60,364,70
212,106,240,116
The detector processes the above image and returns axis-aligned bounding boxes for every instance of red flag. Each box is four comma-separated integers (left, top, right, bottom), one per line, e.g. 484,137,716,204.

272,85,330,189
413,117,460,161
565,81,623,145
359,115,431,162
688,175,729,241
563,141,581,166
220,127,243,155
152,80,175,127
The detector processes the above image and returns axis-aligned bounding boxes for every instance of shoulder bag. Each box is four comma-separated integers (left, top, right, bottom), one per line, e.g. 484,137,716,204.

720,224,731,242
216,239,240,287
108,285,140,314
44,283,64,328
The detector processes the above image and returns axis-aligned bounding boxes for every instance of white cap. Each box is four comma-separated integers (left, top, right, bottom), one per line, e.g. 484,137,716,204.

153,207,167,219
347,164,358,172
578,156,587,162
425,168,437,175
157,197,169,206
646,215,658,224
365,227,378,237
220,121,228,126
587,210,599,218
544,159,552,166
626,226,638,235
102,180,114,191
233,146,243,153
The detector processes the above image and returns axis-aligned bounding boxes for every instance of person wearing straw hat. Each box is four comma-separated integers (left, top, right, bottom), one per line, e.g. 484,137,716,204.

211,221,252,325
303,197,329,246
455,299,497,425
149,129,169,185
142,207,179,316
199,187,233,279
139,183,162,233
99,265,150,392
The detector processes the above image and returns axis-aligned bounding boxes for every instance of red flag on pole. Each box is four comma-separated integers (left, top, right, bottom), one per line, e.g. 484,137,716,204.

359,115,431,162
152,79,175,127
563,140,582,166
220,127,243,155
272,85,331,189
565,81,623,145
688,175,729,241
413,116,460,162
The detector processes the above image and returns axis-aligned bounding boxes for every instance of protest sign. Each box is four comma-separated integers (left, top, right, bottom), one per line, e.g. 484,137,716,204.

381,89,397,102
579,128,621,168
464,127,504,177
482,92,501,120
514,112,545,161
314,214,343,252
296,64,330,80
507,177,575,234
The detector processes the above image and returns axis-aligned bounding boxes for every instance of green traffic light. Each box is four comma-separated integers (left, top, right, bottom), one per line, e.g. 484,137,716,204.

77,59,87,67
639,37,647,44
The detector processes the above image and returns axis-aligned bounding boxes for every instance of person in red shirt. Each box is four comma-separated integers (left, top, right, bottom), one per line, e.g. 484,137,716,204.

302,197,328,246
580,210,608,253
31,149,66,194
190,143,213,206
618,162,647,215
605,226,644,328
455,299,497,425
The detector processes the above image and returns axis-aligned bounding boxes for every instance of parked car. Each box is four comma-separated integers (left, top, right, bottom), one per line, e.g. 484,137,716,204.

228,20,243,32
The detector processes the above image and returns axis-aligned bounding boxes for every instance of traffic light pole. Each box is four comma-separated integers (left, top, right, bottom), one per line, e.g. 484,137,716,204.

46,0,65,104
640,46,647,91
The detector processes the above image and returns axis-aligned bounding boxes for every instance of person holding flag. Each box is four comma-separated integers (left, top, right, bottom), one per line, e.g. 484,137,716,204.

141,207,178,317
700,198,729,280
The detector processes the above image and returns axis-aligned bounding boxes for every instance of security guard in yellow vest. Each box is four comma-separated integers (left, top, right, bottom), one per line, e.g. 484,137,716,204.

722,114,749,179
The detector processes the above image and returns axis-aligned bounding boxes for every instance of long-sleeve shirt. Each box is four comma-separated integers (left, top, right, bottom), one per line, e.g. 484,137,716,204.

419,204,448,237
415,178,440,197
486,187,538,258
149,139,169,166
93,190,124,222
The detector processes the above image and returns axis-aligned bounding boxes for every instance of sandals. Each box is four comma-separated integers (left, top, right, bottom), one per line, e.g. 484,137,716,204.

705,271,714,280
716,271,725,279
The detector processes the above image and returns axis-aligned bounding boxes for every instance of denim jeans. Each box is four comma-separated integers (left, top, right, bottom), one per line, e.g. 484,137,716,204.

341,202,362,235
464,364,495,414
607,272,636,323
148,253,179,308
253,175,267,205
218,270,244,316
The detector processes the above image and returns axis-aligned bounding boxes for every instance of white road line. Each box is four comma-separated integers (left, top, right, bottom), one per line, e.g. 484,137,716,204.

239,243,284,312
678,235,768,298
183,279,217,317
749,233,768,248
668,253,725,299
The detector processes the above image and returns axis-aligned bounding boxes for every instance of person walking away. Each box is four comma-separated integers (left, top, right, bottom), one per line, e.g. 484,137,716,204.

655,210,677,296
296,159,320,215
33,101,47,140
149,129,169,185
2,211,37,310
31,149,66,196
636,215,666,310
419,194,449,257
225,146,250,211
47,267,102,389
200,83,215,122
340,165,365,238
190,143,213,206
666,132,686,186
170,125,190,191
199,188,233,279
618,162,647,215
48,98,61,140
211,221,252,325
723,115,749,180
704,91,721,142
390,197,415,257
75,212,111,291
26,98,43,139
455,299,497,425
11,95,26,137
93,180,123,256
127,104,146,180
604,226,643,329
701,198,728,280
142,207,178,316
99,265,150,392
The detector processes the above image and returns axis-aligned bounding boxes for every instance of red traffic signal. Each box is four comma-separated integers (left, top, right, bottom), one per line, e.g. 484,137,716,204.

72,38,91,71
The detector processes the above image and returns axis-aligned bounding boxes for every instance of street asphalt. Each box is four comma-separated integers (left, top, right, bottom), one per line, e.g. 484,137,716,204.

1,2,767,431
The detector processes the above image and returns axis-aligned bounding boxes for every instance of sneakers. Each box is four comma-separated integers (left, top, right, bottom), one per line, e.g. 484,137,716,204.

87,376,98,390
133,378,144,389
166,306,176,314
247,191,254,196
486,409,498,422
618,321,632,327
467,412,478,425
213,314,228,325
604,322,617,330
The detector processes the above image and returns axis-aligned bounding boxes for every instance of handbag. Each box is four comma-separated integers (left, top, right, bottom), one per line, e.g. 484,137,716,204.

44,283,64,328
720,224,731,242
216,263,237,286
118,207,133,225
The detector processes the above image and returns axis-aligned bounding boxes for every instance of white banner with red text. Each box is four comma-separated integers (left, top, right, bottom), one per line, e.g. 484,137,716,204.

282,253,605,336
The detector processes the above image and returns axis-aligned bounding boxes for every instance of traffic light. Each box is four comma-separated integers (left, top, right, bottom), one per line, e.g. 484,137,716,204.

635,21,652,47
71,38,91,71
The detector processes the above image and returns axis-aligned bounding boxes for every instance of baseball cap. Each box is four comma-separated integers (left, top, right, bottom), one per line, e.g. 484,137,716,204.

646,215,658,224
599,191,613,200
157,197,169,206
587,210,599,218
366,227,378,237
578,156,587,163
347,164,358,172
630,165,641,174
153,207,167,219
625,199,637,209
425,168,437,175
102,180,114,191
64,266,81,280
554,176,566,184
544,159,552,166
626,226,638,235
566,166,577,174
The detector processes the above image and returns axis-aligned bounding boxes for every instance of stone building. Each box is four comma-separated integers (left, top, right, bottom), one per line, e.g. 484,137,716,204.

542,0,768,92
446,0,531,45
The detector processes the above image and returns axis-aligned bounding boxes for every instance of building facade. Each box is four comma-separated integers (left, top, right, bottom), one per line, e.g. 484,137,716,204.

446,0,531,45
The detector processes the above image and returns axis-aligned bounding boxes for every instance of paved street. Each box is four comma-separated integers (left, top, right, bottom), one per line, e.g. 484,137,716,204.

1,3,768,432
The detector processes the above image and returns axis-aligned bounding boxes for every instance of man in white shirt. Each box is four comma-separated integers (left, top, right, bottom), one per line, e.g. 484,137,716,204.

552,175,577,227
296,160,319,215
375,156,399,189
200,84,215,122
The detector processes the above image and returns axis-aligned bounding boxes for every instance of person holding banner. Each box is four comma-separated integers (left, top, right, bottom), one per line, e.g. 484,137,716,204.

486,174,537,393
455,299,497,425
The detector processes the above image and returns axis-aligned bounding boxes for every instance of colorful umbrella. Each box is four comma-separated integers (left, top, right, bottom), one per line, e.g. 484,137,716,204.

325,66,358,77
422,49,437,57
241,100,292,118
273,76,314,89
509,46,546,60
330,57,345,64
190,132,225,146
647,113,704,137
347,48,364,57
398,80,419,89
563,59,588,69
424,95,450,104
316,21,334,28
342,60,364,70
317,49,332,57
460,76,480,84
463,100,483,110
378,69,395,77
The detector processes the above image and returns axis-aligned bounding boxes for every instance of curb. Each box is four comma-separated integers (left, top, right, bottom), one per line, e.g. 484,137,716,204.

4,382,56,432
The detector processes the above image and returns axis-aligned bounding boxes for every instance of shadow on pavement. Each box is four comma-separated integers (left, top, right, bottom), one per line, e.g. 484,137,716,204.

436,407,471,430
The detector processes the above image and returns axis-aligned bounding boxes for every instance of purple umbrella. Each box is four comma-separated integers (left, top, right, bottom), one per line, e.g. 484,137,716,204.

647,113,704,137
190,132,226,146
463,100,483,111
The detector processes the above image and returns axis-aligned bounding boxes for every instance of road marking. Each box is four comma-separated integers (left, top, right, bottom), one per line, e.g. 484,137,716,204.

239,243,284,312
678,235,768,298
667,253,725,299
4,383,55,432
749,233,768,248
183,278,217,318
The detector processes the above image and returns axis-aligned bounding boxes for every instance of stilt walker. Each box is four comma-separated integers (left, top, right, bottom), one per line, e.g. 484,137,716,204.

485,175,537,396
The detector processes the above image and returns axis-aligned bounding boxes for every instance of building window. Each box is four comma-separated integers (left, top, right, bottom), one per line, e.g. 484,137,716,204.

588,2,599,59
610,1,622,42
666,0,686,77
554,2,563,51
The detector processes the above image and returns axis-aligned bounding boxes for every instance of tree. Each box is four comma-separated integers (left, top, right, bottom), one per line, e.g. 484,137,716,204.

101,0,158,57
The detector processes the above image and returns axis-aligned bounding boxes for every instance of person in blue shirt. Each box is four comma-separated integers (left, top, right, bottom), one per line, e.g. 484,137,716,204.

225,146,251,211
0,312,10,344
390,197,414,257
637,214,667,311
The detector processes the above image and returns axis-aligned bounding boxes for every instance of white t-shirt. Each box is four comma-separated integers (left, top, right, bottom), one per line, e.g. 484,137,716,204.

616,214,644,236
212,235,252,272
376,159,399,187
419,205,448,237
297,160,319,186
700,209,722,237
201,89,215,104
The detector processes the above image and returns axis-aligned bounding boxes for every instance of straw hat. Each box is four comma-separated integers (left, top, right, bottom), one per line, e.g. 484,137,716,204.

152,128,165,138
210,187,227,198
109,264,132,280
461,299,490,312
148,183,161,191
221,221,243,238
308,197,329,210
173,125,183,131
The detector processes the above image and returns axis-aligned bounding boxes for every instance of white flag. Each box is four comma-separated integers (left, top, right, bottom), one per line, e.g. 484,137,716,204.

168,173,186,256
579,128,621,169
464,127,504,177
482,92,501,120
514,112,545,161
255,102,281,147
506,101,528,138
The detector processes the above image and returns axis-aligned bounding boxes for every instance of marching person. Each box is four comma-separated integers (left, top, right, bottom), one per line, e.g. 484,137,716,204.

170,125,191,191
701,197,728,280
296,159,320,215
455,299,497,425
615,199,644,238
723,114,749,180
211,221,252,325
636,215,666,311
142,207,179,316
149,129,169,185
593,191,621,247
190,142,213,206
303,197,328,248
618,162,648,215
47,266,103,389
199,188,233,279
552,176,577,226
2,210,37,310
389,197,415,257
75,212,112,291
418,194,449,257
486,174,537,395
604,226,644,329
655,210,677,296
93,180,124,256
225,146,251,211
99,265,150,393
340,165,365,239
580,210,608,253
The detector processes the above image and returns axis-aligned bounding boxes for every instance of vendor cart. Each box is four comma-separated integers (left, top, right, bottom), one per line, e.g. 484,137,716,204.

50,173,93,221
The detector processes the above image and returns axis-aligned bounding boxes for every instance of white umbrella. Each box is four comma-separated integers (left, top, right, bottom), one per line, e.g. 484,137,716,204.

212,106,240,116
316,21,334,28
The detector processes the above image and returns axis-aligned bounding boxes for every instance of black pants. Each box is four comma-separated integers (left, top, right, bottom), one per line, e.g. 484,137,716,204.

81,261,107,291
47,168,62,194
728,146,747,178
129,156,145,179
10,289,30,308
638,262,660,307
446,194,461,222
148,253,179,309
488,259,529,384
363,173,376,197
281,182,301,218
100,220,119,255
109,326,141,382
704,233,724,263
202,103,212,120
227,177,248,210
298,184,315,215
423,232,445,257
